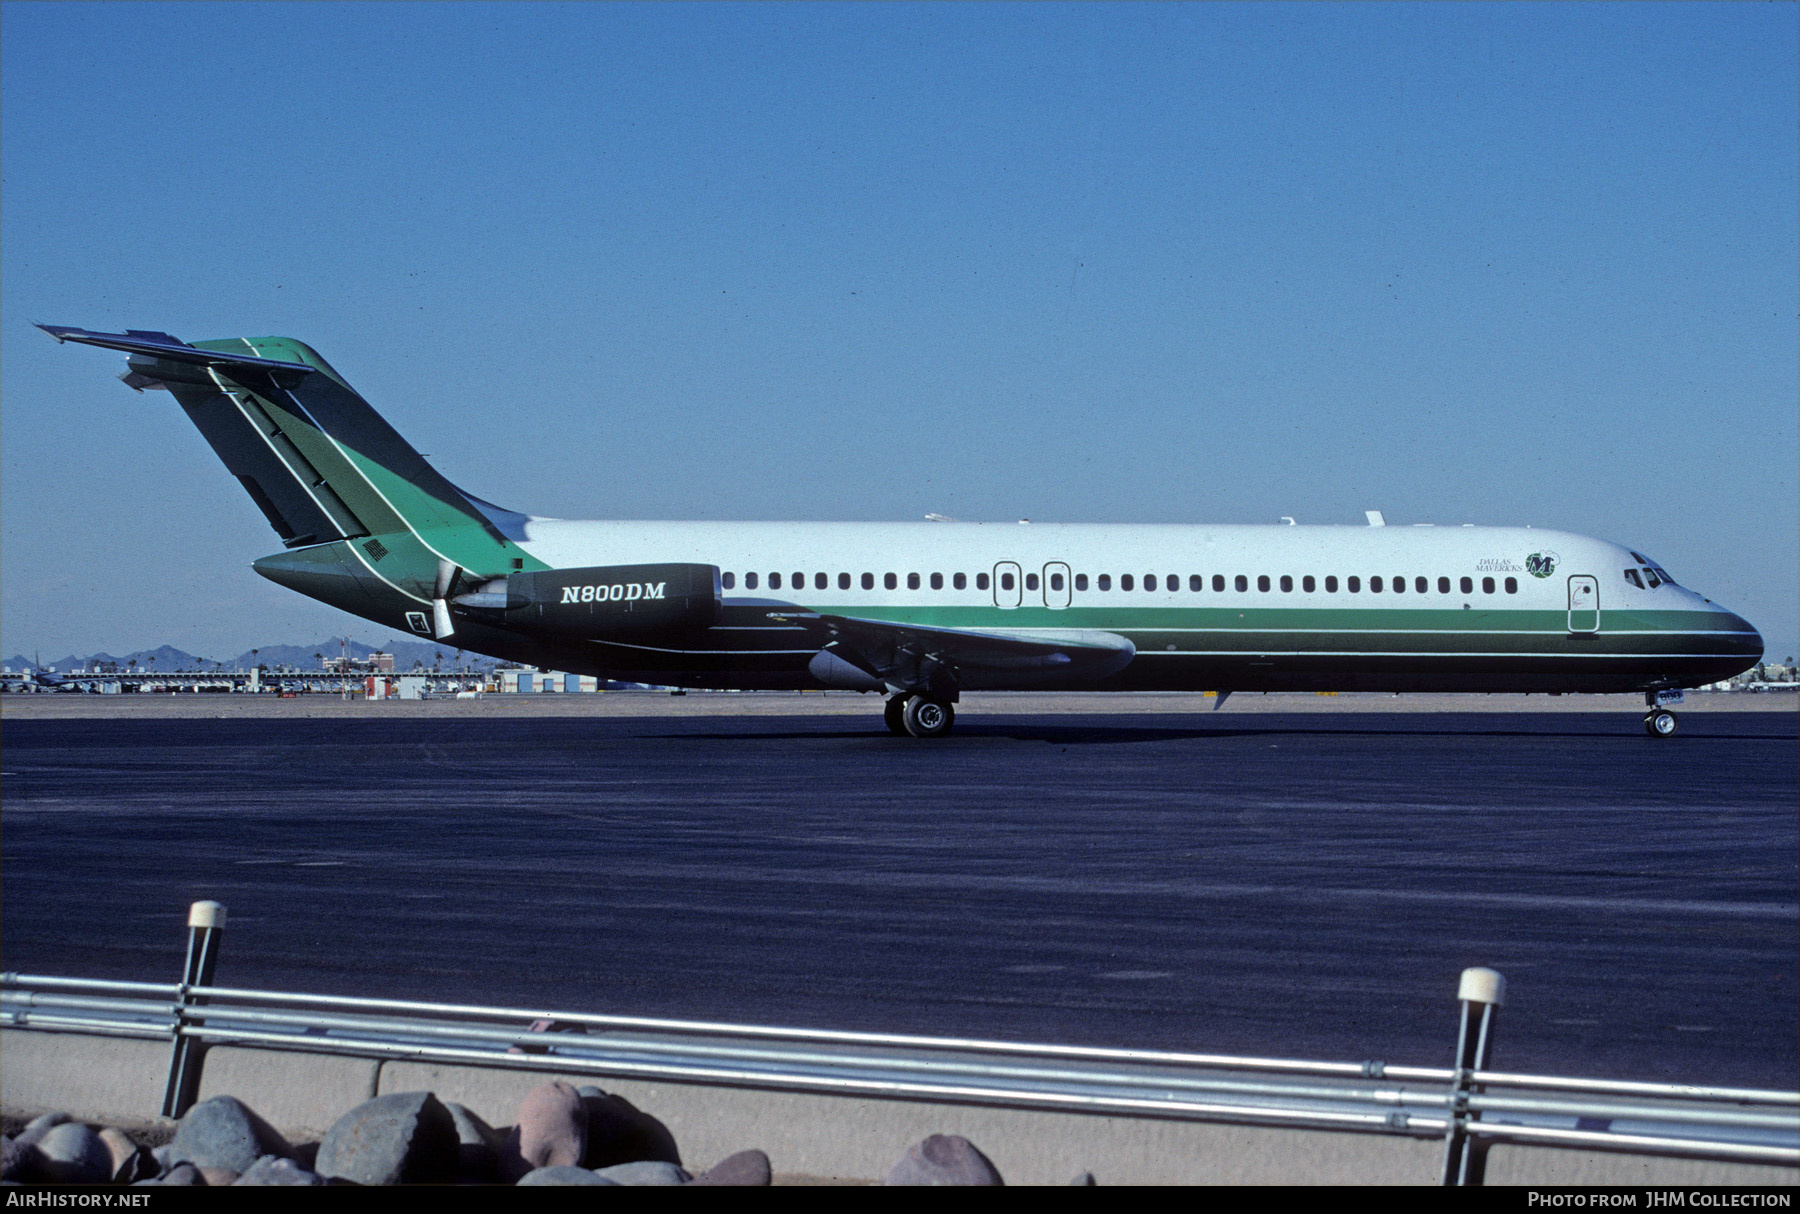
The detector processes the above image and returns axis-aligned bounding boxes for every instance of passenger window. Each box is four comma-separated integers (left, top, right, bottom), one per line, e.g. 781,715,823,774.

1280,575,1293,592
1302,575,1315,592
838,572,851,590
1098,574,1112,591
1482,577,1495,594
954,572,967,590
1144,574,1157,591
1120,573,1133,591
1460,576,1473,594
1189,575,1202,591
977,572,990,590
723,572,735,590
1234,575,1247,592
1370,577,1383,593
1213,575,1226,592
1348,576,1361,593
1624,569,1643,589
1075,573,1089,591
1438,576,1450,594
1252,574,1265,591
1050,572,1064,591
933,572,945,590
1391,576,1403,595
1023,573,1035,591
908,573,921,590
816,572,828,591
862,572,874,590
1001,572,1015,590
769,572,782,590
1416,577,1428,594
1505,577,1517,594
794,572,804,589
885,573,897,590
1325,576,1338,592
746,572,759,590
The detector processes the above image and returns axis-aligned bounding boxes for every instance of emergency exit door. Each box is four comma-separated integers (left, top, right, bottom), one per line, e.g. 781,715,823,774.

993,562,1022,609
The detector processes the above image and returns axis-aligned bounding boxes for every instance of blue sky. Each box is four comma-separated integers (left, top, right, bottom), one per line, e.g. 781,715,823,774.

4,2,1795,661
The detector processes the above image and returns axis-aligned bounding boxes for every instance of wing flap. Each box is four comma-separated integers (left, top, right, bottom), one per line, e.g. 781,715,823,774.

774,611,1135,693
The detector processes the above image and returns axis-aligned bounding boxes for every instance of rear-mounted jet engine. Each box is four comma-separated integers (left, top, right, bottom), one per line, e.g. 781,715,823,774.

459,563,722,639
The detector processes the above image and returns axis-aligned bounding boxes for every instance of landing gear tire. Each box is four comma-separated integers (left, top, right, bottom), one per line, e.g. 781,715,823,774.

1644,709,1679,738
901,695,955,739
884,696,908,736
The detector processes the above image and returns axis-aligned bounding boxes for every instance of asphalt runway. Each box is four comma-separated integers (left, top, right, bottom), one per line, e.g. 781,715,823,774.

3,707,1795,1090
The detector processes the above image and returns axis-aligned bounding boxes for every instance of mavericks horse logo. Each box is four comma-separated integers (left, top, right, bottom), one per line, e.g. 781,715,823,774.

1525,552,1559,579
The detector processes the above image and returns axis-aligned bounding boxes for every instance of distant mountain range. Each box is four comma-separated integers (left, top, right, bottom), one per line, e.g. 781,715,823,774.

6,637,502,674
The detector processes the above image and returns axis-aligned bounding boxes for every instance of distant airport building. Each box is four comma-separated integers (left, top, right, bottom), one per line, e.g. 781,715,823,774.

323,652,394,674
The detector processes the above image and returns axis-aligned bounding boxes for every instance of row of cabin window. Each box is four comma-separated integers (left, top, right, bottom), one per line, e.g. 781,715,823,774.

720,571,1521,595
725,571,976,592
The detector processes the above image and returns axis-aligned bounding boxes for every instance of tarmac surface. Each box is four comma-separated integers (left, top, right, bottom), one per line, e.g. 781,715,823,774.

3,693,1795,1090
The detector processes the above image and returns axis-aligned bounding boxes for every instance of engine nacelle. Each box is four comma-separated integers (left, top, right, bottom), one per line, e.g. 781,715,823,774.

504,563,721,638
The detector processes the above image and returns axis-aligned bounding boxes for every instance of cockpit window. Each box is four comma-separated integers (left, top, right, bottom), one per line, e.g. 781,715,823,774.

1649,564,1675,586
1624,569,1643,589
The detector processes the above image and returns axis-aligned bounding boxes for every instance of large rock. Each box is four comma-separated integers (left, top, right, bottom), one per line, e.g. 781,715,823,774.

883,1135,1005,1186
690,1149,773,1186
444,1102,503,1184
1,1135,32,1183
98,1128,157,1184
146,1162,204,1186
315,1091,458,1186
500,1081,587,1182
7,1112,73,1176
31,1124,115,1184
593,1160,690,1185
170,1096,293,1173
14,1113,71,1148
576,1086,681,1168
517,1165,616,1186
234,1155,324,1186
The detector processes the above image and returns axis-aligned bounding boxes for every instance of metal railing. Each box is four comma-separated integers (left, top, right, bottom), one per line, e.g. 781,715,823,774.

3,903,1795,1185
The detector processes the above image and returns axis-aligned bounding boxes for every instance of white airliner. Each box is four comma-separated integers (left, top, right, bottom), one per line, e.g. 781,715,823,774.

42,325,1762,738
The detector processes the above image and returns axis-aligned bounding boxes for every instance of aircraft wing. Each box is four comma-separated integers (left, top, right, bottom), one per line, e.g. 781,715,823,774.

772,611,1135,693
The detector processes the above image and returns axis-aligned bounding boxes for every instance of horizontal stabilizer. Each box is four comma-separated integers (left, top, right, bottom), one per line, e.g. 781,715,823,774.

37,325,314,385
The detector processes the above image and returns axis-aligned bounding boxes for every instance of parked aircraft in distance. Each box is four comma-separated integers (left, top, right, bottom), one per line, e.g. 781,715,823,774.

42,325,1762,737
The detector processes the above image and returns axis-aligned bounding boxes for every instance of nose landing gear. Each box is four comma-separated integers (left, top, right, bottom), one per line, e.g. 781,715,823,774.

885,693,956,738
1643,690,1683,738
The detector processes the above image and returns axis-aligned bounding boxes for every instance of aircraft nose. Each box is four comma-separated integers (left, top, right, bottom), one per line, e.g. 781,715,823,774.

1714,607,1763,662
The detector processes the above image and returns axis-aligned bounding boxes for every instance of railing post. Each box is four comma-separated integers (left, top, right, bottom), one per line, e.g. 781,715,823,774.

1441,966,1505,1186
160,900,226,1118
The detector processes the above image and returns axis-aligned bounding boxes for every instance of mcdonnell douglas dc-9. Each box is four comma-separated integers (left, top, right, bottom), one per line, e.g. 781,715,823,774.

42,325,1762,738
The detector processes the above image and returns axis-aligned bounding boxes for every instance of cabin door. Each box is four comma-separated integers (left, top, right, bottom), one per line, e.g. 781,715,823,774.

993,562,1022,609
1567,575,1599,633
1043,562,1071,609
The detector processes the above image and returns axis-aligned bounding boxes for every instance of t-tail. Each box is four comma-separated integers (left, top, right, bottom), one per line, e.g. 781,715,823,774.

37,325,546,635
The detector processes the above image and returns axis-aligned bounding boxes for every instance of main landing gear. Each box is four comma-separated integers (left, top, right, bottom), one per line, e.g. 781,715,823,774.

885,693,956,739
